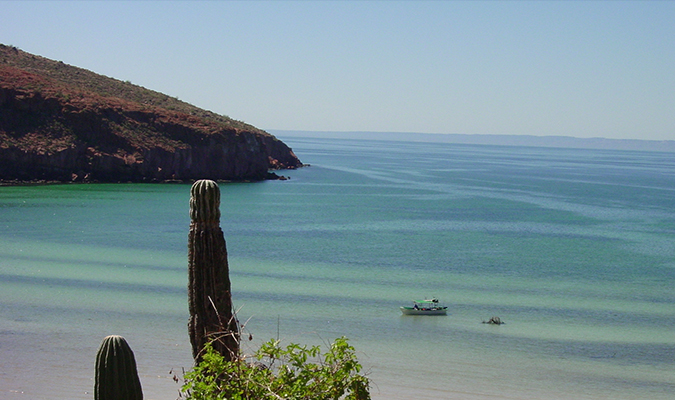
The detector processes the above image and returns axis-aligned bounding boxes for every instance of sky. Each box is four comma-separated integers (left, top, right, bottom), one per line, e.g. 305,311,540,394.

1,1,674,141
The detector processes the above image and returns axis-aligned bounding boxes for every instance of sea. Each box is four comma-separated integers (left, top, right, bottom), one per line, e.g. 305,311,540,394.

1,136,674,400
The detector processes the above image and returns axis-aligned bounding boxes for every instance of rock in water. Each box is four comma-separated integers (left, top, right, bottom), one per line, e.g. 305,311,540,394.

483,316,505,325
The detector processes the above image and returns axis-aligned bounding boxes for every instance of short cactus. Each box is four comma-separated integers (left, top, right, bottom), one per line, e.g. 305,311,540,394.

94,335,143,400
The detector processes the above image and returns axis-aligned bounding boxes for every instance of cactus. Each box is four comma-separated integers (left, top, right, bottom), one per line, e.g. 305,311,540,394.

94,335,143,400
188,179,239,363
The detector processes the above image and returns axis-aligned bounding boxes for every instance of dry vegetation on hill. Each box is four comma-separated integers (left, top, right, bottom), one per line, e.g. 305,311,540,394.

0,44,302,183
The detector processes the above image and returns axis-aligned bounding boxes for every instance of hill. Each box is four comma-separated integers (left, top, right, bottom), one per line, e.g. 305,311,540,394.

0,44,303,184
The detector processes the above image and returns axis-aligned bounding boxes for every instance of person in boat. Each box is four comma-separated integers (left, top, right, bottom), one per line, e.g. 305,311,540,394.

413,303,419,310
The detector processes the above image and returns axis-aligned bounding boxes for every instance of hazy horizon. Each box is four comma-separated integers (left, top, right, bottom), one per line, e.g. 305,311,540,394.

272,129,675,153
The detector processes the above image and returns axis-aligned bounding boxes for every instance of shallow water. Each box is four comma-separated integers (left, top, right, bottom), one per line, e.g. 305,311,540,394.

1,137,674,399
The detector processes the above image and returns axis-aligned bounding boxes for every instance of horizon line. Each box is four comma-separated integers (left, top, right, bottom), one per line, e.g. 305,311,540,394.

268,129,675,153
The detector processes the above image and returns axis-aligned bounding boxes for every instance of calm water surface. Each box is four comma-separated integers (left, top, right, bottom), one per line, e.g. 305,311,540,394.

1,137,674,399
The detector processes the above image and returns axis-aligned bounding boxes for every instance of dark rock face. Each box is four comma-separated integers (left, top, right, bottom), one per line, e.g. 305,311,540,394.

0,45,302,183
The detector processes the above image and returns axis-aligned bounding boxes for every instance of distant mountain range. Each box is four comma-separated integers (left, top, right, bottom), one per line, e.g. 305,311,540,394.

0,44,302,184
272,130,675,153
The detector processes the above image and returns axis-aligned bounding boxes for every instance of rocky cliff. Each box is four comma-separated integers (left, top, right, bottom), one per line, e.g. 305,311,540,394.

0,44,303,183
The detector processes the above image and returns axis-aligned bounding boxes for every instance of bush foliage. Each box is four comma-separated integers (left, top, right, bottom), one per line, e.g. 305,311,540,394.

181,336,370,400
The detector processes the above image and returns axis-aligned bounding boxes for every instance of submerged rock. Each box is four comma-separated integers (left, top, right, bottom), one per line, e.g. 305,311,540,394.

483,316,505,325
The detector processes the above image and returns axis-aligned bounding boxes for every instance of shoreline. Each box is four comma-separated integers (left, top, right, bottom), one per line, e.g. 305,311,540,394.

0,172,295,186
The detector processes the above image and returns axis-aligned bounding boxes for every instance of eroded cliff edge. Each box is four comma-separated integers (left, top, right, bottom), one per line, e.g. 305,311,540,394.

0,44,303,183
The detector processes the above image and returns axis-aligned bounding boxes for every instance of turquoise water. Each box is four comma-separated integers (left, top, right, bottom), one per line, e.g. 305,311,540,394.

1,137,674,399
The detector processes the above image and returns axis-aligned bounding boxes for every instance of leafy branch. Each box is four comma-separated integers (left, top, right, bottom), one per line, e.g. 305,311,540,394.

181,336,370,400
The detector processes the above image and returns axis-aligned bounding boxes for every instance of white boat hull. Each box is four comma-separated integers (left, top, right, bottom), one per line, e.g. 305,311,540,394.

400,307,447,316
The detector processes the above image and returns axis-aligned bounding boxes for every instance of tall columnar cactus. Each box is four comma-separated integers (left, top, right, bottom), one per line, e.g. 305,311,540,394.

94,335,143,400
188,179,239,362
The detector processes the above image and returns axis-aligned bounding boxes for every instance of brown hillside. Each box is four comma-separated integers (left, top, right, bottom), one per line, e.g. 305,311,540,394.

0,44,302,183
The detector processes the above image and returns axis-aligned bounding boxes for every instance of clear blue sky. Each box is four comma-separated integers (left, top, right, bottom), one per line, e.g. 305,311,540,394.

2,1,673,140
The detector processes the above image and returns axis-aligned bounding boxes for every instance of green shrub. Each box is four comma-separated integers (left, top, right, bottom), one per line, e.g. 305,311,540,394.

182,336,370,400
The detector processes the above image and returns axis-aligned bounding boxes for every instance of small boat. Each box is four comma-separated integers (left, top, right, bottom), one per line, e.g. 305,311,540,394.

400,298,447,315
